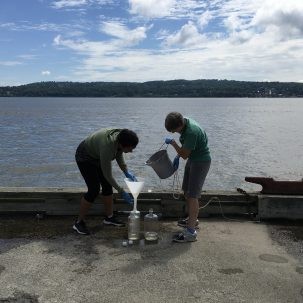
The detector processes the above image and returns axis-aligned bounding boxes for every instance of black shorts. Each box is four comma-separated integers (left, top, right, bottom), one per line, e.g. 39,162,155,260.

75,141,113,202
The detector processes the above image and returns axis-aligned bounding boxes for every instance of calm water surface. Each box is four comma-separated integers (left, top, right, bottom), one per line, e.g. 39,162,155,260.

0,97,302,192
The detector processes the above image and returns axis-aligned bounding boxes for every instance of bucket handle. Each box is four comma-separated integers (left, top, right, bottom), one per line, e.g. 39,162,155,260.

158,142,168,151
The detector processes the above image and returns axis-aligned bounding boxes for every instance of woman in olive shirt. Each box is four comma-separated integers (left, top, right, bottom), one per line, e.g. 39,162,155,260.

73,128,138,235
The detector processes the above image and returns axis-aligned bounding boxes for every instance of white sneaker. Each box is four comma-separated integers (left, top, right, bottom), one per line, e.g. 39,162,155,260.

173,229,197,243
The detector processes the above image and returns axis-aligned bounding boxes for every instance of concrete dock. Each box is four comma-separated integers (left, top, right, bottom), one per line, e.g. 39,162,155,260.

0,188,302,302
0,214,302,303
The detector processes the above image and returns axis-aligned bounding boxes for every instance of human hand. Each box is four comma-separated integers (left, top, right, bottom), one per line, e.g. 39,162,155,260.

173,155,180,171
165,138,174,144
124,171,137,181
122,191,133,204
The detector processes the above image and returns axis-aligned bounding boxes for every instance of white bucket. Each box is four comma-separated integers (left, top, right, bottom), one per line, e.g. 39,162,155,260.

145,150,175,179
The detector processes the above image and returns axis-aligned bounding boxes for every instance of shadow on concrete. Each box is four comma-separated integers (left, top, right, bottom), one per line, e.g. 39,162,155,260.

0,214,191,275
264,219,303,265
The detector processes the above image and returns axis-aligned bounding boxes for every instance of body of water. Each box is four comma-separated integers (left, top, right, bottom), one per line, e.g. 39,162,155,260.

0,97,302,192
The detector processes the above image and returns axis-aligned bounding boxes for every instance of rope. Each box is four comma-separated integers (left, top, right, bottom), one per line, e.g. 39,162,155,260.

156,142,180,198
172,169,181,199
199,196,260,223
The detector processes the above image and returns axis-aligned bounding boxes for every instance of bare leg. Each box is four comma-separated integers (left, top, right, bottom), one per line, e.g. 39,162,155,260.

187,197,199,229
78,196,92,221
184,194,189,218
103,194,114,217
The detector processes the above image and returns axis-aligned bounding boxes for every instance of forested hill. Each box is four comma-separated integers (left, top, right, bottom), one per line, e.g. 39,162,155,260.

1,79,303,97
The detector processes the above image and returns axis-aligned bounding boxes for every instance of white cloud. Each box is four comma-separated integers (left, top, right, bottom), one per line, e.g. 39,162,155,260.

129,0,175,18
49,0,303,83
0,61,22,66
51,0,87,9
224,13,245,33
197,10,213,29
129,0,210,20
66,30,86,37
4,0,303,84
0,22,16,29
53,20,303,83
18,54,37,60
0,21,83,33
100,21,148,46
54,35,119,56
215,0,262,17
164,21,205,48
252,0,303,38
53,21,149,57
41,70,51,75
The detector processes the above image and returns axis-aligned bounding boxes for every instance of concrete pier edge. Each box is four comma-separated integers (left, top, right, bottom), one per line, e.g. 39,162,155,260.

0,187,302,219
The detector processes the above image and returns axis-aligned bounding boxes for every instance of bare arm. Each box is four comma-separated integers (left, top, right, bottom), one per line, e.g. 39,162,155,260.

170,139,191,159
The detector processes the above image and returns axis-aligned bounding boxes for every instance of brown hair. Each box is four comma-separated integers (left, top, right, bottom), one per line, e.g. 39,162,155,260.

165,112,184,132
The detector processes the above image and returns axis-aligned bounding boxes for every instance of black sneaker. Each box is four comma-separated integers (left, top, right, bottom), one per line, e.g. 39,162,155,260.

73,220,90,235
103,216,125,227
177,217,199,229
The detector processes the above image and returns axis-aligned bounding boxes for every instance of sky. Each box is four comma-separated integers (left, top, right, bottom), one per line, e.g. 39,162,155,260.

1,0,303,86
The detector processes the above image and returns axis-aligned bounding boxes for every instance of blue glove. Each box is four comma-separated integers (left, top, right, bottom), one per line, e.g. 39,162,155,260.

173,155,180,171
122,191,133,204
124,171,137,181
165,138,174,144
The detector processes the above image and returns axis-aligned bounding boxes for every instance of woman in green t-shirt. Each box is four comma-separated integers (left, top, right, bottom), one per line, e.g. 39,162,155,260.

165,112,211,243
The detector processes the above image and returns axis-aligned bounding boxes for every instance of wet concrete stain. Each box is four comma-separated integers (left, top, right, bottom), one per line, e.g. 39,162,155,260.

301,288,303,298
72,265,94,275
0,265,5,275
42,248,57,254
220,229,232,235
73,242,99,256
296,266,303,274
0,291,39,303
217,268,244,275
259,254,288,263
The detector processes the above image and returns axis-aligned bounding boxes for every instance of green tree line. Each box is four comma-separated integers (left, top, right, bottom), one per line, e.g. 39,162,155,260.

1,79,303,97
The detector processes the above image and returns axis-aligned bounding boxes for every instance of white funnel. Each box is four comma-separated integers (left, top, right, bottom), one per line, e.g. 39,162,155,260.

124,177,144,211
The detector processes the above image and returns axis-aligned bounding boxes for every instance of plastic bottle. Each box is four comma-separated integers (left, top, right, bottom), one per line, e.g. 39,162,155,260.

128,210,140,240
144,208,159,241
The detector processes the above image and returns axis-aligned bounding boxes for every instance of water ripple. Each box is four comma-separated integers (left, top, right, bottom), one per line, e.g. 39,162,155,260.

0,97,303,191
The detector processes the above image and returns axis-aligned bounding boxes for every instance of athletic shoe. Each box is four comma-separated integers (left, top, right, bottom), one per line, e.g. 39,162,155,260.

173,229,197,243
73,220,90,235
177,217,199,228
103,216,125,227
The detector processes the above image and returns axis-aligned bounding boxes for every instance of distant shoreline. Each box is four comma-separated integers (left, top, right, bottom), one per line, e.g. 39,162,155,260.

1,79,303,98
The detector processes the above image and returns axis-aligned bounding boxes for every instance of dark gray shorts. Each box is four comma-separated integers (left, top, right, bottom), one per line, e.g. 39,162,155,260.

182,159,211,199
